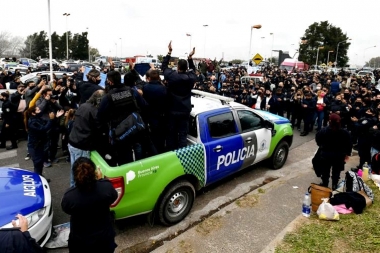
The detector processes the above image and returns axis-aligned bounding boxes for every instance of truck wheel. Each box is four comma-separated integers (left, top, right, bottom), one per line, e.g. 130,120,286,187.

158,180,195,226
270,141,289,170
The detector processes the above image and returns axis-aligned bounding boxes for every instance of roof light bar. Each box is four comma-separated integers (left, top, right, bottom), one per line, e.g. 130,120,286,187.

192,89,234,104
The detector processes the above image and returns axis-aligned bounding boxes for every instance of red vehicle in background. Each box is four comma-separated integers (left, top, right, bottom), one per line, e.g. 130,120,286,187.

279,58,309,72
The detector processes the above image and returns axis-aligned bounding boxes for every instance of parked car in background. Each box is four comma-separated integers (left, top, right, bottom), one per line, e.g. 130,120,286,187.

19,58,38,69
357,71,375,84
0,167,53,246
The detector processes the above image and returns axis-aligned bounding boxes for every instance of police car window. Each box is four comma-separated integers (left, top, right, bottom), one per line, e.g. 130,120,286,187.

237,110,263,132
189,116,198,138
208,112,237,138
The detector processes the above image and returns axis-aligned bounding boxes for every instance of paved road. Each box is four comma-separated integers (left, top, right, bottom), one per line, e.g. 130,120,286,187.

0,127,315,252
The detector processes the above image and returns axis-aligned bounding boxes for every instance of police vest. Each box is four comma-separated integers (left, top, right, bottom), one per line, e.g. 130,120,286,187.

107,86,138,127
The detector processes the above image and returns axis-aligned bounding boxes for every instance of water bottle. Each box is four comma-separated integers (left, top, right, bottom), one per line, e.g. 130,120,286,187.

362,162,369,182
302,193,311,217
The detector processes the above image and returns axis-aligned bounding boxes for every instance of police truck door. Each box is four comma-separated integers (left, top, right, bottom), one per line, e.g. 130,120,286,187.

202,110,243,185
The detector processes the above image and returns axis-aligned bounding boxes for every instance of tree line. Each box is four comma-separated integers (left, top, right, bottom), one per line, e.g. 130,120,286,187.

0,30,100,61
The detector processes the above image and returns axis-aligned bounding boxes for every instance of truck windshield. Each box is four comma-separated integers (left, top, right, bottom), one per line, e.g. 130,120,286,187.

280,65,293,71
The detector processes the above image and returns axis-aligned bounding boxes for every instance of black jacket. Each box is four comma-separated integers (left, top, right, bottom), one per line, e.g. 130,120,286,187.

316,126,352,158
0,229,43,253
61,179,118,252
1,99,17,125
162,54,197,115
142,80,168,117
28,116,53,149
69,102,103,151
75,73,104,104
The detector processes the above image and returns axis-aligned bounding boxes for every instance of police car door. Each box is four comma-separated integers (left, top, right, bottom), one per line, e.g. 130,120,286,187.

236,110,271,168
203,110,243,185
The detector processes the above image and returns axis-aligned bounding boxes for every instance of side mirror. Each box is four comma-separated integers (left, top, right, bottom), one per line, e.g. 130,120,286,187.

264,120,276,136
264,120,274,130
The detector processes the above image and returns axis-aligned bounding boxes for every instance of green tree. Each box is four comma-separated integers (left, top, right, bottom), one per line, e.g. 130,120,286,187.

157,54,164,62
71,32,89,60
33,31,49,59
367,57,380,68
231,59,242,64
89,47,100,62
298,21,350,67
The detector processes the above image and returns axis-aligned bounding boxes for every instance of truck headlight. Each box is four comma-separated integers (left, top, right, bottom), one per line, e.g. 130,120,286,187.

26,207,46,228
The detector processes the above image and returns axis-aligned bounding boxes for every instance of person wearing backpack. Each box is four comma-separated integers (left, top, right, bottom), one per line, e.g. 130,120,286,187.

315,113,352,190
97,71,148,165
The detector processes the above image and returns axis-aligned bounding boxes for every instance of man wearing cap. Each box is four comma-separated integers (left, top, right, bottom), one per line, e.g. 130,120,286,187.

0,92,18,149
73,68,104,104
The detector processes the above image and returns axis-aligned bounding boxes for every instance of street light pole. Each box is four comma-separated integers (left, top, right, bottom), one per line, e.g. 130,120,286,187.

270,33,274,63
364,46,376,67
335,39,351,67
63,13,70,60
316,46,324,66
261,37,265,60
48,0,53,81
119,38,122,60
248,24,262,62
203,25,208,58
87,27,90,62
327,50,334,65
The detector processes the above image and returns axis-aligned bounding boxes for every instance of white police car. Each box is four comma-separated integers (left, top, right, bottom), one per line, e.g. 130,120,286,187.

0,168,53,246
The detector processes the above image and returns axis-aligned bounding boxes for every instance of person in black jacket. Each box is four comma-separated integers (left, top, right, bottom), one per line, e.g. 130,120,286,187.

316,113,352,190
26,106,62,178
162,41,197,150
61,157,117,253
69,90,106,186
97,71,142,165
0,214,43,253
300,92,316,136
73,68,104,104
143,69,168,154
0,92,18,149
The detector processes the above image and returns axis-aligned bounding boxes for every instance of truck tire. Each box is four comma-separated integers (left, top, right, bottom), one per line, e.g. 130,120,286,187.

270,141,289,170
158,180,195,226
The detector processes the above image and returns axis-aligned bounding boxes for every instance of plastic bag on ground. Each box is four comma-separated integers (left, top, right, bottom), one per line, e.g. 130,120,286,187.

317,198,340,221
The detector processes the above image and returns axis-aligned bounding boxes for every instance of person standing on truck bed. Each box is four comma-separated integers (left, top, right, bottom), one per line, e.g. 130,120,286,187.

162,41,197,150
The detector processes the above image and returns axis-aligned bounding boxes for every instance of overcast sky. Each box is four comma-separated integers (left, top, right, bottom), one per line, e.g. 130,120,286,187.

2,0,378,66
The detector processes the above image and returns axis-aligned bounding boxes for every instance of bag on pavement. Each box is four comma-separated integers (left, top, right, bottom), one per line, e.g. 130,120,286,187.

317,198,339,221
344,171,374,202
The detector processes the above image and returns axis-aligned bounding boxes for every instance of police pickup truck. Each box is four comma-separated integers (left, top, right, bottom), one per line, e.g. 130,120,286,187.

91,90,293,226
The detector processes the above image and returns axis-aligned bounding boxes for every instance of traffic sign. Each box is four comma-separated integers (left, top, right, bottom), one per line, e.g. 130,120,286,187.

252,53,263,65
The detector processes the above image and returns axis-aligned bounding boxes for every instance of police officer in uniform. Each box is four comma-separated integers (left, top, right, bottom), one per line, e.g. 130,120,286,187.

97,71,140,165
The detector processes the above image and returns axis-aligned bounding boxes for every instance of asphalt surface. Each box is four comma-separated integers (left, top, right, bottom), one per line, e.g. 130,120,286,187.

0,127,318,253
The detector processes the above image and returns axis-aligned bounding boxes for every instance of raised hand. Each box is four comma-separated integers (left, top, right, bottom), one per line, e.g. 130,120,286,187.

189,47,195,57
168,41,172,52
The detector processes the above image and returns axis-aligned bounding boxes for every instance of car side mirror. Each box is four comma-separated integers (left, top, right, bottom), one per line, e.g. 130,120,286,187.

264,120,276,136
264,120,274,130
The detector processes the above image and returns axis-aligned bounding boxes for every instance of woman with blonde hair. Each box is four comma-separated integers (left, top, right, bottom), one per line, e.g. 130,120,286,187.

314,89,328,131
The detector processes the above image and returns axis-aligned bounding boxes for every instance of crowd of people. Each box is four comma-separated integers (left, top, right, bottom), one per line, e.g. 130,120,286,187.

194,62,380,171
2,41,380,251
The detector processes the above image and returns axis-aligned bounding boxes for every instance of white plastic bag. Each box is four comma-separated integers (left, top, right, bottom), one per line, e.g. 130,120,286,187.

317,198,339,221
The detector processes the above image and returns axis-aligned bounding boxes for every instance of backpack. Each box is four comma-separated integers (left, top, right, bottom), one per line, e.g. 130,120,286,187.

109,112,146,144
344,170,374,201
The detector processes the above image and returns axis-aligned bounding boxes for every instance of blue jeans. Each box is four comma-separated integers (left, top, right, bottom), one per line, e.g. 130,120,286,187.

314,110,324,130
68,144,90,187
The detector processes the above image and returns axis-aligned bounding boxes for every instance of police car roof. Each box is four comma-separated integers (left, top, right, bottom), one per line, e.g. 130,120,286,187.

190,90,246,116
